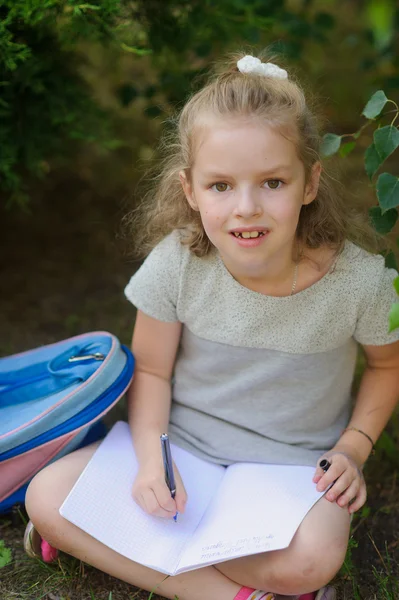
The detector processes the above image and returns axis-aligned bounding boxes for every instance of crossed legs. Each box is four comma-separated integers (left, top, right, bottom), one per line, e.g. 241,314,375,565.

25,443,350,600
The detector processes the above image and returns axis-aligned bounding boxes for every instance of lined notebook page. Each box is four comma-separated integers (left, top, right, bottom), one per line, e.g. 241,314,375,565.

60,421,225,575
177,462,323,573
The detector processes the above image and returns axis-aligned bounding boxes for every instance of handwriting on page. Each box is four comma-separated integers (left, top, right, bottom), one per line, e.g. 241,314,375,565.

200,534,274,561
176,461,323,572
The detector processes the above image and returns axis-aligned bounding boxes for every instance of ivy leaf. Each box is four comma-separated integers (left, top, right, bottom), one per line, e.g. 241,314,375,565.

388,302,399,333
365,143,382,179
384,250,398,270
376,173,399,213
320,133,341,157
393,276,399,295
362,90,388,119
339,141,356,157
0,540,12,568
369,206,398,234
373,125,399,163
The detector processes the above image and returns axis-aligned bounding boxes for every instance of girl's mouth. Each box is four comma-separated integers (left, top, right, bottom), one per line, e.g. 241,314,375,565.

230,230,269,247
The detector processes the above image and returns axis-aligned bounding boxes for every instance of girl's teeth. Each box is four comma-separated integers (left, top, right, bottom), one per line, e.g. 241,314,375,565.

233,231,264,238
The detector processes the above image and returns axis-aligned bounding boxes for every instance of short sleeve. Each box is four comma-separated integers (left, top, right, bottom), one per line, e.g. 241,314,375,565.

354,257,399,346
124,232,183,322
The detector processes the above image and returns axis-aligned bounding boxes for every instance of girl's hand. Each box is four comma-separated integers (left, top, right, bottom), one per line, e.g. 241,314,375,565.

132,461,187,519
313,451,367,514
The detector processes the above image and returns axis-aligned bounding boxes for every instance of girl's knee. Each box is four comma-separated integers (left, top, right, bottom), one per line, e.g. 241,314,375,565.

26,467,54,521
26,443,98,531
25,467,68,547
263,540,347,595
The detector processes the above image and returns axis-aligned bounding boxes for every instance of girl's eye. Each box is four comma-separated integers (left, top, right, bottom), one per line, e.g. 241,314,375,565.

211,182,230,192
265,179,282,190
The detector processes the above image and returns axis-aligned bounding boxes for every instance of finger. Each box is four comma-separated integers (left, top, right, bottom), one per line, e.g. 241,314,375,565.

174,469,188,513
152,481,177,514
316,453,359,492
348,484,367,514
140,488,174,518
316,465,345,492
336,479,360,508
313,466,325,484
313,458,332,483
323,472,354,501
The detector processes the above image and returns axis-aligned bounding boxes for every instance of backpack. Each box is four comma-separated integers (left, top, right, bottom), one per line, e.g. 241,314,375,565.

0,331,134,514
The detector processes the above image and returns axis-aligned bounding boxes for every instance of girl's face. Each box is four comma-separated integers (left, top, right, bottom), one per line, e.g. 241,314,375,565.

180,118,321,287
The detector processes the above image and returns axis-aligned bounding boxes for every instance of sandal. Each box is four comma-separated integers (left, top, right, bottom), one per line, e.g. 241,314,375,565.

24,520,59,562
315,588,336,600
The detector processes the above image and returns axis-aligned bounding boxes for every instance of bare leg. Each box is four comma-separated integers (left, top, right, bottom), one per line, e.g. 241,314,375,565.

25,443,241,600
216,498,350,595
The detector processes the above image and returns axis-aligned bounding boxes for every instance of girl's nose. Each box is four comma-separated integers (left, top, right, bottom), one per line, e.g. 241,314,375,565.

233,190,262,219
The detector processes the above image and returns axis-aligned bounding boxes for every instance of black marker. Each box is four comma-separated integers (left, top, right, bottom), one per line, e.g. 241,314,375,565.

319,459,331,473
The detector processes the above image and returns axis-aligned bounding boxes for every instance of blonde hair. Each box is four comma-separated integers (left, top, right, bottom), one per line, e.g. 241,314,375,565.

128,50,379,259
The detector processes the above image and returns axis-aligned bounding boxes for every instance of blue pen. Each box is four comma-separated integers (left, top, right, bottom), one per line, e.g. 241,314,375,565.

160,433,178,522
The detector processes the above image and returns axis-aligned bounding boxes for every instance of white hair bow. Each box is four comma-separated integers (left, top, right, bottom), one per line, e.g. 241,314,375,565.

237,55,288,80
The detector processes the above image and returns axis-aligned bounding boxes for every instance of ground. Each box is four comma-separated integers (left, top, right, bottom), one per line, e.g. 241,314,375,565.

0,171,398,600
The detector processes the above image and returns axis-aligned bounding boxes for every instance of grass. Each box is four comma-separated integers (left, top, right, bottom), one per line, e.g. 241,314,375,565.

339,533,399,600
1,531,398,600
0,540,153,600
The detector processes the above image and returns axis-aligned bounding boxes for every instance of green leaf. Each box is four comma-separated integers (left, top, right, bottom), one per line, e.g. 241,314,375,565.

369,206,398,234
362,90,388,119
376,173,399,213
365,143,382,179
320,133,341,157
0,540,12,568
388,302,399,332
373,125,399,163
384,250,398,270
393,276,399,295
339,141,356,157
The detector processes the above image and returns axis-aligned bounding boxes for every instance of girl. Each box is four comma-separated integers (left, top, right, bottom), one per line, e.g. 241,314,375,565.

25,52,399,600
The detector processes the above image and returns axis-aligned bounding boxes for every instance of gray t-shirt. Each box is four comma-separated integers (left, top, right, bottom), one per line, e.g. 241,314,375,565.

125,231,399,467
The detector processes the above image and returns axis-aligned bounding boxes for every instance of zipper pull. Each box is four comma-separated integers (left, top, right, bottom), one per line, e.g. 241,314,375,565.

68,352,105,363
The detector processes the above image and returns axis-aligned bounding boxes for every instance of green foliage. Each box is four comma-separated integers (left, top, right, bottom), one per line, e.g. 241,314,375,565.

322,86,399,331
320,133,341,157
3,0,389,206
369,206,398,234
362,90,388,119
389,302,399,333
0,539,12,568
341,536,362,600
0,0,142,206
377,173,399,214
370,540,399,600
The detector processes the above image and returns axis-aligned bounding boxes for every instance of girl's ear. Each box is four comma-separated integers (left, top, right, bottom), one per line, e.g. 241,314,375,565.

303,162,322,206
179,170,198,210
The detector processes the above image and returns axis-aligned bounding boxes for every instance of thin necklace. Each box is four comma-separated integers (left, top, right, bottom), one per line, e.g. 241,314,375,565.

290,263,298,296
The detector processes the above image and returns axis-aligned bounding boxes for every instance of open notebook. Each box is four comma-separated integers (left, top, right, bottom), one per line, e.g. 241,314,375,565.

60,421,324,575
